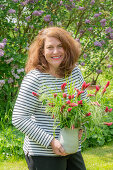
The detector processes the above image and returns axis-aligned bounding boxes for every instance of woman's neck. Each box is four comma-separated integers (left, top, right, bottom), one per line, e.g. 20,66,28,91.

47,68,61,78
48,71,60,78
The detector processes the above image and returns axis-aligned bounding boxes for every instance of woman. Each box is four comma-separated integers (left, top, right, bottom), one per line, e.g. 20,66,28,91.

12,27,87,170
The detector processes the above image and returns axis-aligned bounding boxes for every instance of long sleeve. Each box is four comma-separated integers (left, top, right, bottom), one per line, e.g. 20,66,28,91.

12,71,54,148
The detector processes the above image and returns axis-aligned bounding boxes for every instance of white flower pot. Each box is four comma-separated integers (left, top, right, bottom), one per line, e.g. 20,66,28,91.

59,127,79,154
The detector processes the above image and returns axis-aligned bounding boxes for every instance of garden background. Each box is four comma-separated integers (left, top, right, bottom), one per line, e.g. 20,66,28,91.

0,0,113,169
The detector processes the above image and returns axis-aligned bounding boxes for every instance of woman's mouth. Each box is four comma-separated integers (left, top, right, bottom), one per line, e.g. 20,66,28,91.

51,56,62,60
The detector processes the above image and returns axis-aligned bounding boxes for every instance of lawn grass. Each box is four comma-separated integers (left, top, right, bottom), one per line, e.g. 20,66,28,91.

0,141,113,170
82,141,113,170
0,159,28,170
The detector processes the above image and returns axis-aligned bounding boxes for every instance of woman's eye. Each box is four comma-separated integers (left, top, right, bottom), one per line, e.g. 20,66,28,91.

58,45,63,48
47,46,53,49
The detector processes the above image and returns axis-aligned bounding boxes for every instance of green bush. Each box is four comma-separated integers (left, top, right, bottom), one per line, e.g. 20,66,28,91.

0,126,24,161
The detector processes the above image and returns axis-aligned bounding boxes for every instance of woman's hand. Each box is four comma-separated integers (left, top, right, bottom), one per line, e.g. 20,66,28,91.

78,129,83,140
51,129,83,156
50,138,68,156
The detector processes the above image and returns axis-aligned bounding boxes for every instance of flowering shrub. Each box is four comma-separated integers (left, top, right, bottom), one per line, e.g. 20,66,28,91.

0,0,113,127
33,81,112,129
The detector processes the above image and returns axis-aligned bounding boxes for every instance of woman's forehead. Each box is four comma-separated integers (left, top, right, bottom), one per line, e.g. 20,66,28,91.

44,37,62,45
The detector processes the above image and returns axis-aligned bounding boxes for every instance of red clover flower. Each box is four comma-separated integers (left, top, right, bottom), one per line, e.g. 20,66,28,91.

104,122,112,126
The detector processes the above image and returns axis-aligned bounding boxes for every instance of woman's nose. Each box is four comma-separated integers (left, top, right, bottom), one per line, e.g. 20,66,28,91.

53,48,58,54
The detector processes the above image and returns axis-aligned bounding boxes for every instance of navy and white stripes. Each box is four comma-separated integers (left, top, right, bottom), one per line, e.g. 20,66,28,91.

12,66,87,156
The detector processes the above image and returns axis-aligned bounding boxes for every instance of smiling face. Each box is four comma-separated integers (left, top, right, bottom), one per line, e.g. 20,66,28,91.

43,37,65,73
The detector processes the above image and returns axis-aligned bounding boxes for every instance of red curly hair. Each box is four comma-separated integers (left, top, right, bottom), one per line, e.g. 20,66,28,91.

25,27,81,77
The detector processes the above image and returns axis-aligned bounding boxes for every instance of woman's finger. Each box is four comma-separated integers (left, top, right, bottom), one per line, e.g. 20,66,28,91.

59,146,65,153
78,129,83,139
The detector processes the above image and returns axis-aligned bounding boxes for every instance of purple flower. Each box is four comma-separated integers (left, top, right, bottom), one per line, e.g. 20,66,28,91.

72,3,75,7
94,41,102,47
32,10,39,16
100,19,106,27
0,5,5,10
78,6,85,10
0,49,4,56
49,21,54,26
65,4,74,10
85,19,90,24
79,30,85,34
8,78,13,84
29,25,34,29
70,0,73,1
90,0,95,5
14,28,18,31
100,19,106,23
29,0,35,3
100,40,105,44
32,10,44,16
105,27,113,34
25,47,29,50
0,43,5,49
21,2,26,6
17,68,24,74
101,23,106,27
107,65,112,68
11,69,15,75
75,38,80,43
11,69,20,79
13,74,20,79
2,38,7,43
20,0,29,6
44,15,51,22
5,58,14,64
94,12,102,18
59,1,63,5
83,53,87,58
12,0,19,2
88,27,93,31
96,69,102,74
39,10,44,15
0,5,4,8
94,13,100,17
0,80,5,87
110,33,113,39
25,16,30,21
8,9,16,14
81,62,85,66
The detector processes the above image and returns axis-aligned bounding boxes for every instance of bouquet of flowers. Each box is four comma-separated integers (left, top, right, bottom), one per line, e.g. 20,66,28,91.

32,81,112,153
33,81,112,129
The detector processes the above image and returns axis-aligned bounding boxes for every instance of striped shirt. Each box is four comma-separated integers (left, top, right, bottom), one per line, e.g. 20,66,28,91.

12,66,87,156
